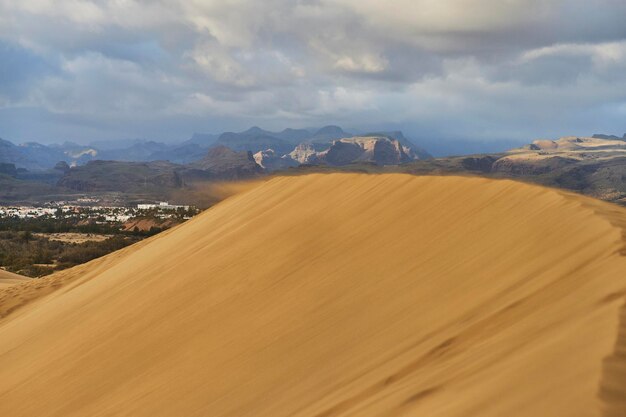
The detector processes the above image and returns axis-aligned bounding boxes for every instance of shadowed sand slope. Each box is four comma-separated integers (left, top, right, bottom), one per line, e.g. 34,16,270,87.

0,174,625,417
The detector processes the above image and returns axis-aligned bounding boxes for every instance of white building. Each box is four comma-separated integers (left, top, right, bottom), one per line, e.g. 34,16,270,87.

137,202,189,210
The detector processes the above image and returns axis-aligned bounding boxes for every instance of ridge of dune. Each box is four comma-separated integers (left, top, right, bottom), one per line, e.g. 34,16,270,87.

0,174,625,417
0,270,30,289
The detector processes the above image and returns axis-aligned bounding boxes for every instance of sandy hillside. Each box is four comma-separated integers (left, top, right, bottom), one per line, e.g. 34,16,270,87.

505,136,626,162
0,270,29,289
0,174,625,417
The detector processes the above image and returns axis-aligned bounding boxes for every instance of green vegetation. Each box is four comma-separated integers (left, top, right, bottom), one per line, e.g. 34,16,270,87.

0,216,165,236
0,231,142,277
0,210,200,277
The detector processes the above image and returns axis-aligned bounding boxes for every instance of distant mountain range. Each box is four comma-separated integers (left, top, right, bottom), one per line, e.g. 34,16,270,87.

0,125,431,171
1,129,625,208
592,133,626,140
399,135,626,205
48,135,425,194
0,124,433,207
0,138,72,171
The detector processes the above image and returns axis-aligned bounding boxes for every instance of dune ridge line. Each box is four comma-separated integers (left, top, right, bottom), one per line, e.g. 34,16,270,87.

0,173,625,417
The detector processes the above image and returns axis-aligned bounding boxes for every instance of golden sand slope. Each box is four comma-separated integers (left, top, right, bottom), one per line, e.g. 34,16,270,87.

0,174,625,417
0,269,29,289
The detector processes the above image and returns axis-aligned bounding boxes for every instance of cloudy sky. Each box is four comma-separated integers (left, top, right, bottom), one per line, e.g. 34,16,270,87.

1,0,626,149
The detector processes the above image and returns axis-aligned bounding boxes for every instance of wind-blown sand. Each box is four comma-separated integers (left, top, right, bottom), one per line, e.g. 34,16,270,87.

0,174,625,417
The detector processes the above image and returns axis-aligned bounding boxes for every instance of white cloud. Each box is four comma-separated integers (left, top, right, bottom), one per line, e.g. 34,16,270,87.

521,41,626,65
0,0,625,142
15,0,106,25
185,41,256,88
333,54,388,73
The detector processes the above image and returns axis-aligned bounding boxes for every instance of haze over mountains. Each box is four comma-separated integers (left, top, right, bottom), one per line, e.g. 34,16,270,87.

2,125,624,173
1,174,625,416
0,125,432,171
1,128,625,207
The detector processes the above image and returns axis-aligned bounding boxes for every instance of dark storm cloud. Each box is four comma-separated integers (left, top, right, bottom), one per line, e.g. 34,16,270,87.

0,0,625,143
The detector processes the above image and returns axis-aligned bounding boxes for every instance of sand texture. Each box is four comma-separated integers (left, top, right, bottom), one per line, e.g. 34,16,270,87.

0,270,30,289
0,174,625,416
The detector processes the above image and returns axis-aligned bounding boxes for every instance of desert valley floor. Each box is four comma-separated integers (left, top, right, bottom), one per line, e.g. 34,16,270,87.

0,174,625,416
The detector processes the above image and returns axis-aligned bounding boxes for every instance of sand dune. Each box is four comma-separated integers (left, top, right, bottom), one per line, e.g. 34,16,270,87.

0,269,30,289
0,174,625,417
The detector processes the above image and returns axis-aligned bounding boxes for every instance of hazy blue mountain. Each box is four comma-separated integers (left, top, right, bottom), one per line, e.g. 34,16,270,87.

0,138,23,165
182,133,218,147
0,162,17,176
48,141,98,165
592,133,626,141
0,138,69,170
19,142,68,168
312,125,350,140
88,138,151,151
1,125,437,169
98,141,169,161
216,127,294,154
274,128,311,142
148,143,208,164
